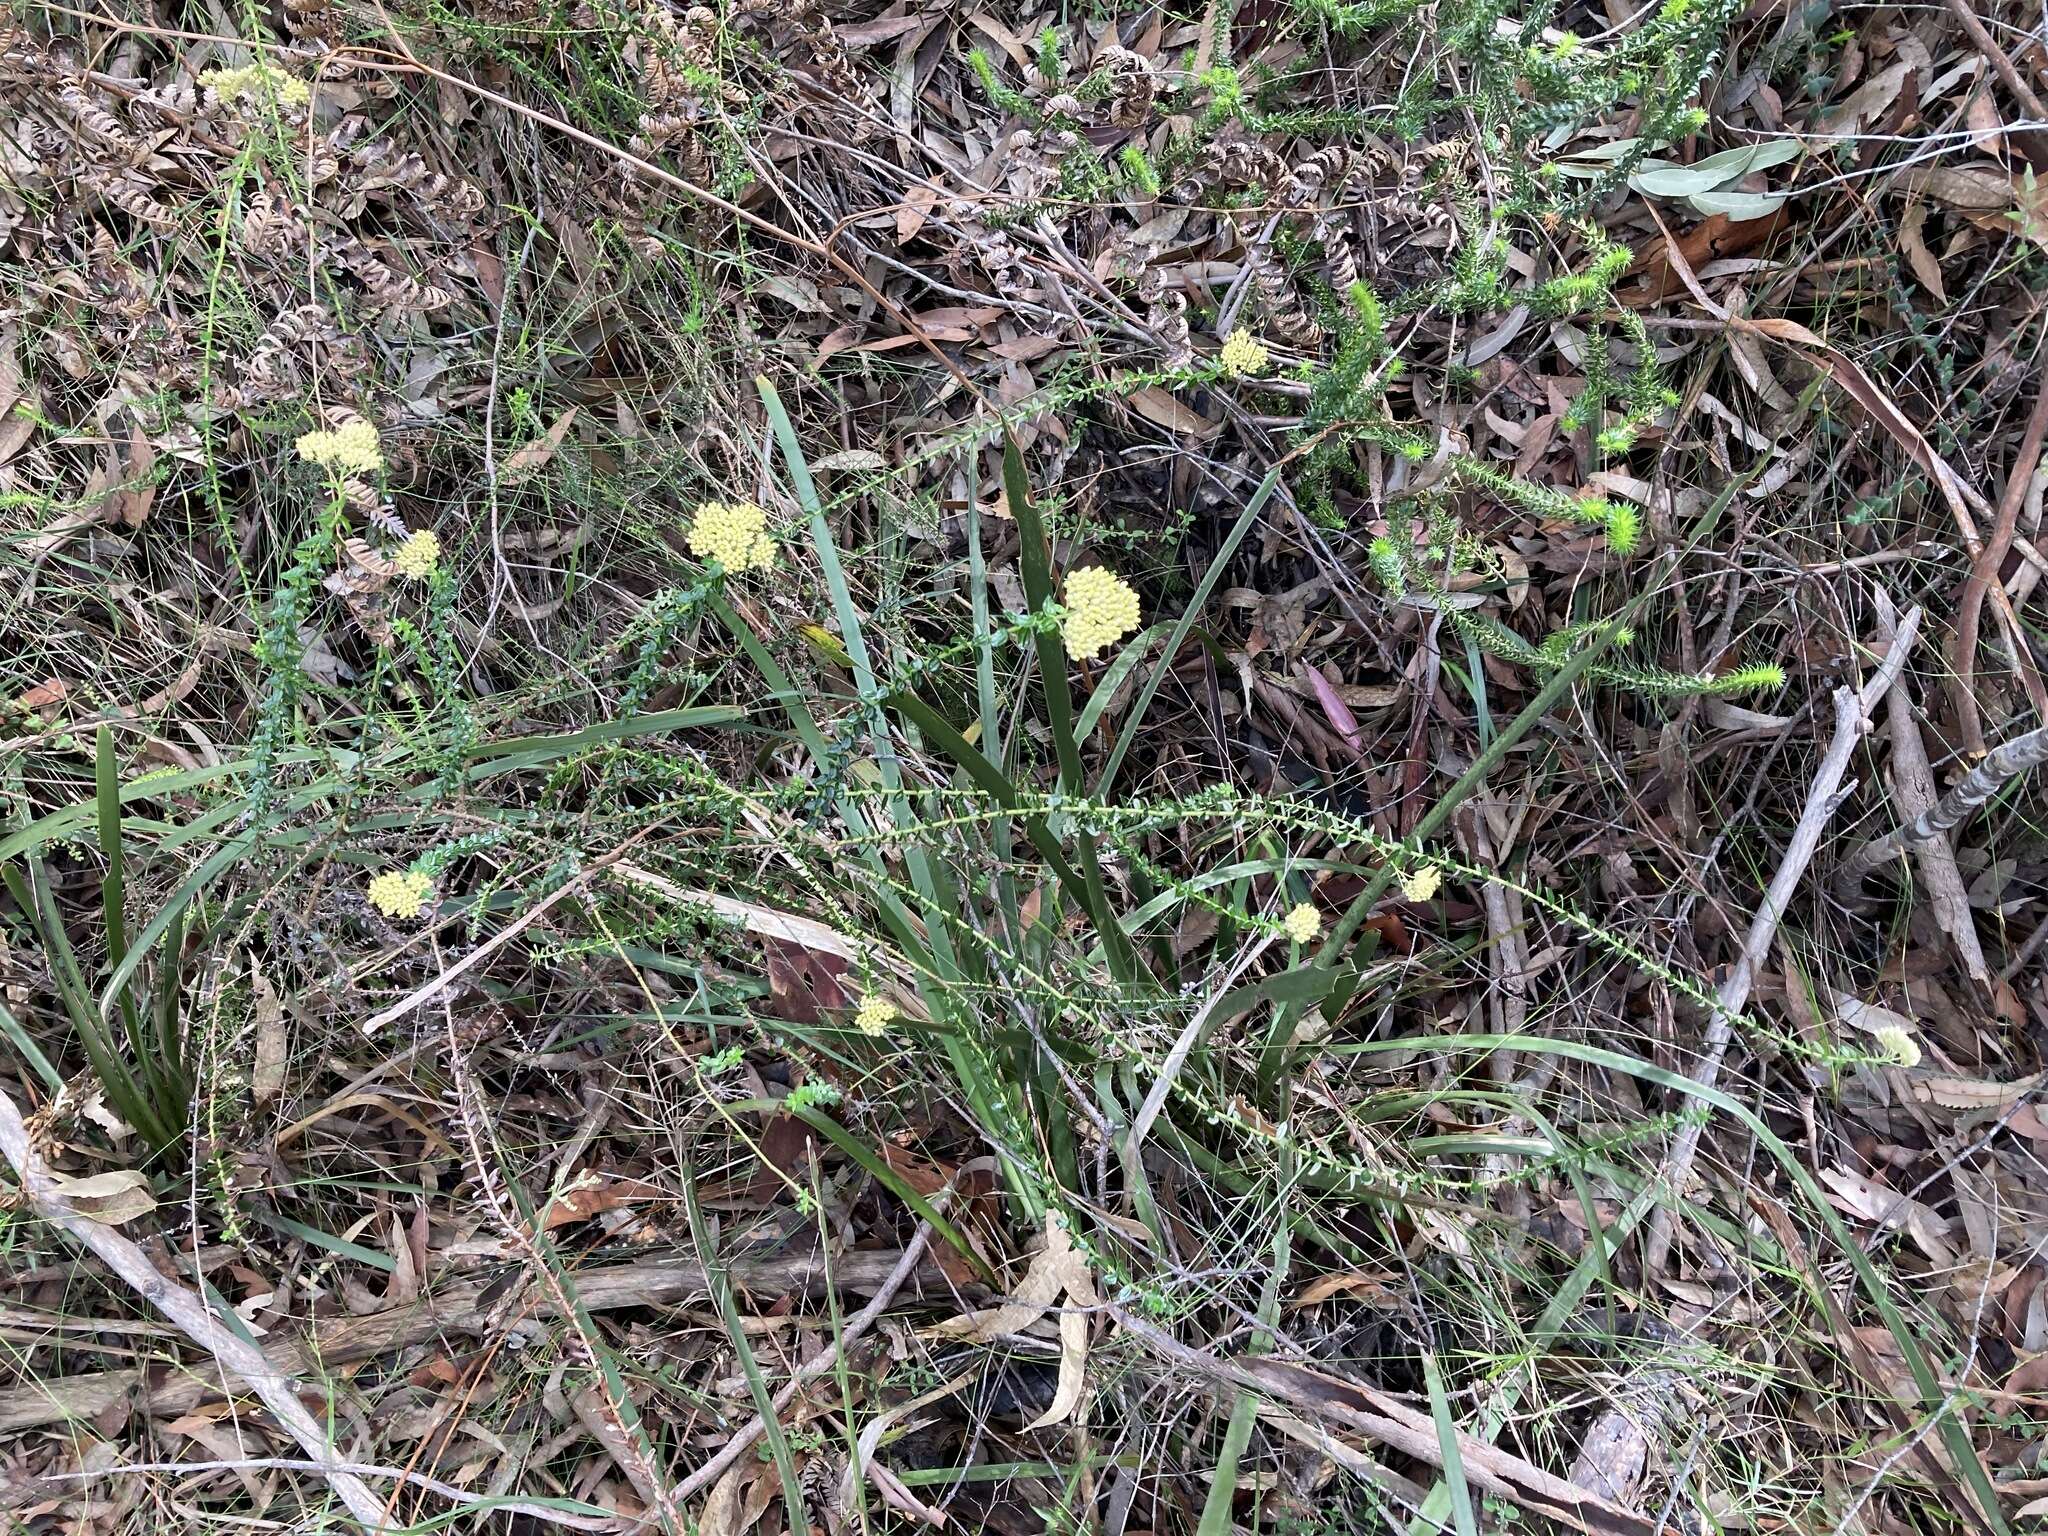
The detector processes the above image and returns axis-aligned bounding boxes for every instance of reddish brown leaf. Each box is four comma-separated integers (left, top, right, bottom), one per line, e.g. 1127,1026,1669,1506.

499,407,578,487
762,935,852,1022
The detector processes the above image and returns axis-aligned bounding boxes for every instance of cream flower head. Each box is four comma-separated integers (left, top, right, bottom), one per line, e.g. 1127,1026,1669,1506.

1281,903,1321,945
1871,1025,1921,1068
366,869,432,920
1400,865,1443,903
202,62,311,109
297,417,384,476
1218,327,1270,378
394,529,440,580
1061,565,1141,660
853,994,897,1037
687,500,776,574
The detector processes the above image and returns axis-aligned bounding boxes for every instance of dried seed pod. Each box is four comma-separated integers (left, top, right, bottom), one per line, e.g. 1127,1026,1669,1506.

1239,236,1320,347
57,82,129,143
284,0,343,43
82,165,175,229
1090,46,1155,127
241,187,307,262
341,535,401,583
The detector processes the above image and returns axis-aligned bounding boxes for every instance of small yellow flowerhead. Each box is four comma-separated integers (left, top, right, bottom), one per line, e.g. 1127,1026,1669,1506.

1400,864,1443,903
366,869,433,920
296,417,384,476
1218,327,1270,378
853,994,897,1037
202,62,311,109
1061,566,1141,660
1871,1025,1921,1068
687,500,776,574
394,529,440,581
1281,903,1321,945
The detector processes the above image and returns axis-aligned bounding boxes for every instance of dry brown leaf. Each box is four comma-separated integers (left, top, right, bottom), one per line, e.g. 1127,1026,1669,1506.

499,406,578,487
1294,1270,1399,1308
896,181,940,244
114,422,155,528
1024,1300,1092,1430
699,1456,774,1536
540,1177,665,1232
1818,1166,1956,1261
1300,663,1364,756
250,960,287,1107
16,678,67,710
1899,202,1946,302
1902,1070,2046,1111
47,1169,156,1226
1126,384,1220,439
930,1210,1094,1342
1896,165,2015,212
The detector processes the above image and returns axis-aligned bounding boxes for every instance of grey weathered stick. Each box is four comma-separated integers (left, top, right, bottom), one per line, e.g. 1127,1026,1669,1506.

1641,606,1922,1277
0,1245,947,1434
0,1088,389,1531
37,1459,618,1532
1837,722,2048,902
1866,597,1991,981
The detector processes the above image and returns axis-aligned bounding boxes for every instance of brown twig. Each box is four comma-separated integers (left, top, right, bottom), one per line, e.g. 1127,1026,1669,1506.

0,1246,951,1434
1940,0,2048,163
36,1459,619,1532
1640,606,1923,1277
1951,372,2048,753
0,1087,390,1532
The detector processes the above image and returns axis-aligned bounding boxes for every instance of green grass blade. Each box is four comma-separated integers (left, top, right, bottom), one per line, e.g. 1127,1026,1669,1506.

1354,1032,2009,1536
1096,468,1277,798
886,689,1096,923
1001,435,1135,980
1421,1346,1479,1536
683,1177,807,1532
759,377,971,992
0,995,64,1095
95,727,127,966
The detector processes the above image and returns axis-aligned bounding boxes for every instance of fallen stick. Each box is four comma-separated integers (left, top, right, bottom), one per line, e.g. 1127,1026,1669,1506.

1115,1308,1667,1536
1866,598,1992,982
32,1458,619,1532
1640,606,1921,1277
0,1087,387,1531
0,1244,953,1435
1837,721,2048,903
1949,372,2048,754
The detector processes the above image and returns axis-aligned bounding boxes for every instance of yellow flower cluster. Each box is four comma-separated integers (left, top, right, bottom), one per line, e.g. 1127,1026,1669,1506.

1281,903,1321,945
853,994,897,1037
1870,1025,1921,1068
1400,865,1443,902
1218,328,1270,378
201,63,311,108
1061,566,1141,660
687,500,776,574
296,417,383,475
366,869,433,920
394,529,440,580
